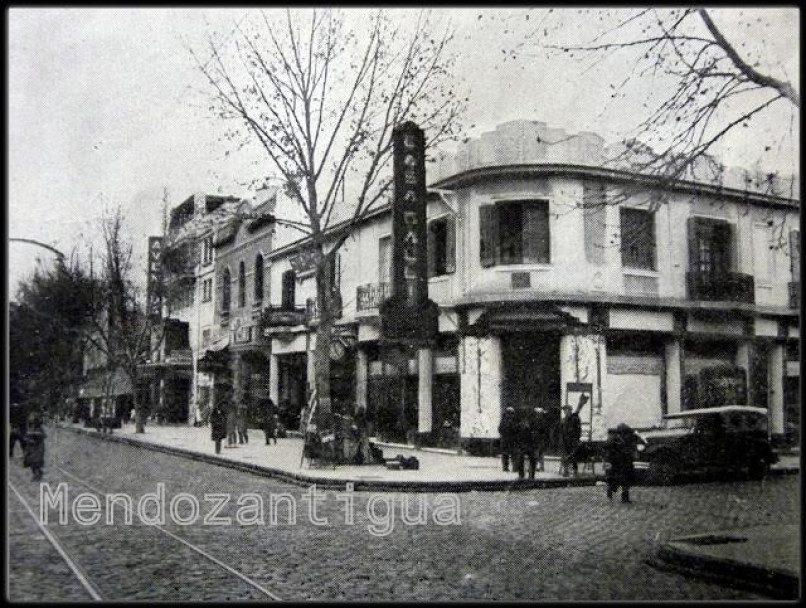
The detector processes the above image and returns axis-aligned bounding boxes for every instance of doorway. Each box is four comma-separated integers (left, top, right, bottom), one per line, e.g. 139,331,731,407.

502,333,562,452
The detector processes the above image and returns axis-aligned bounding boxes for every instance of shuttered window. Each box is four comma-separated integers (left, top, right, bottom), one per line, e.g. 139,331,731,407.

254,254,264,302
479,200,549,267
790,230,800,278
620,208,656,270
281,269,296,310
378,236,391,284
688,217,733,275
221,267,231,313
427,217,456,277
238,261,246,307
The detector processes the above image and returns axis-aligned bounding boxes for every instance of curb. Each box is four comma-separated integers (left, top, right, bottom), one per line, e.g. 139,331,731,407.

57,426,599,493
651,537,799,600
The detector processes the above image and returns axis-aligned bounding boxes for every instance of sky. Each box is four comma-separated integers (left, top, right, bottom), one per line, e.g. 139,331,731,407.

8,7,800,297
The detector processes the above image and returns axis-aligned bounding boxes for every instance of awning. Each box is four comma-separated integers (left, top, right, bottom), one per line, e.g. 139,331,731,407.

472,305,582,333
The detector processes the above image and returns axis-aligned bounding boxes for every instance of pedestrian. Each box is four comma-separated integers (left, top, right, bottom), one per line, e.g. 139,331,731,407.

530,407,549,473
498,406,517,473
129,407,136,425
23,414,46,482
209,400,227,455
10,402,27,458
514,409,534,479
605,423,645,503
236,401,249,444
262,398,278,445
560,394,586,477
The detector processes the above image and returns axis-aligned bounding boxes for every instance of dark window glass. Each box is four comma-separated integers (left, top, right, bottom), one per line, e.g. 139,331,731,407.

238,261,246,307
254,255,264,302
281,270,296,310
221,268,231,313
620,208,656,270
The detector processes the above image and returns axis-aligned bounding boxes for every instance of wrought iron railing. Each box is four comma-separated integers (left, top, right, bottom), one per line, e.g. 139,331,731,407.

356,282,390,311
686,271,755,304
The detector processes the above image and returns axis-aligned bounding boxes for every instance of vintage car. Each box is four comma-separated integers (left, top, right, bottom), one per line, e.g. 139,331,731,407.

635,406,778,485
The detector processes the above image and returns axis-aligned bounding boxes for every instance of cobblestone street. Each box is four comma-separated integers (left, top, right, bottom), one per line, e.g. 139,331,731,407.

7,427,798,600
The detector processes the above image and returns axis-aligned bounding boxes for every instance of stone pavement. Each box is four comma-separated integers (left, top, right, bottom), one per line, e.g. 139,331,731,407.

653,524,800,599
59,422,597,491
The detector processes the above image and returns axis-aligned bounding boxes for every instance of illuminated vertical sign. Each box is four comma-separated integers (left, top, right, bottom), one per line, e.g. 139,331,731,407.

146,236,163,319
390,121,427,306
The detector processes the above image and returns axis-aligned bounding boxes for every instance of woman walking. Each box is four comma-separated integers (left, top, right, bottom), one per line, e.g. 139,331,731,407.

23,414,46,481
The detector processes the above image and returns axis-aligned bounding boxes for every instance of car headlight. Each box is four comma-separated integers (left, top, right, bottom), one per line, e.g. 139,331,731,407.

636,443,646,452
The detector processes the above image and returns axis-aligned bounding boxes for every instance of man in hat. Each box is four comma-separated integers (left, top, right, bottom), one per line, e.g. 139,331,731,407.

498,406,518,473
529,407,550,473
560,394,586,477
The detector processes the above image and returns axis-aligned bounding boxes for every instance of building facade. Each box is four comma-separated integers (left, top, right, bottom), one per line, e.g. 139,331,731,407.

259,120,800,452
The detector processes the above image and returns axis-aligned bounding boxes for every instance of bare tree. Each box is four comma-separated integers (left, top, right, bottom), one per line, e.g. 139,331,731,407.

84,207,166,433
191,8,464,429
536,9,798,196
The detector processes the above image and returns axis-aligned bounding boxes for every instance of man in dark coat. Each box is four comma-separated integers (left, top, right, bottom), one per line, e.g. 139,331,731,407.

262,397,278,445
605,423,645,503
210,400,227,454
515,410,535,479
10,402,27,458
560,395,586,477
23,414,46,481
498,406,517,472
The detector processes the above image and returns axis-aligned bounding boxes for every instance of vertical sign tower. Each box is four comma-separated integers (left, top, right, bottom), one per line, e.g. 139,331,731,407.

380,121,439,345
146,236,164,320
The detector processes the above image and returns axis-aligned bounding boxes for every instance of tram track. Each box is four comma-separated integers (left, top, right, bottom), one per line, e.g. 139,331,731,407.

8,460,284,601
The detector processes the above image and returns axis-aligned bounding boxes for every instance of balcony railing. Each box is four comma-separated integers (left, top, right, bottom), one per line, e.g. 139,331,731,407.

789,281,800,309
356,282,390,312
305,293,343,323
686,271,755,304
164,349,192,365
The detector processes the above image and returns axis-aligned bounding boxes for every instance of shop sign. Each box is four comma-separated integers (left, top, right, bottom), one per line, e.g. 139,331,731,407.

233,325,253,344
146,236,163,318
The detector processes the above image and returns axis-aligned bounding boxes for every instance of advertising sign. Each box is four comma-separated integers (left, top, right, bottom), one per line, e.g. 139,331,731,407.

146,236,163,319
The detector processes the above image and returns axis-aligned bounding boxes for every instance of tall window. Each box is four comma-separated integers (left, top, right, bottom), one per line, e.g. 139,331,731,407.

480,200,550,267
620,208,656,270
238,261,246,307
378,236,391,284
688,218,733,275
428,217,456,277
790,230,801,279
221,267,231,314
254,254,264,303
281,269,296,310
201,236,213,266
202,278,212,302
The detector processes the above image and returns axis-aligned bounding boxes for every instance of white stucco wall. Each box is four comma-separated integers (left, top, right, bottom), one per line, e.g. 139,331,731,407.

459,335,502,439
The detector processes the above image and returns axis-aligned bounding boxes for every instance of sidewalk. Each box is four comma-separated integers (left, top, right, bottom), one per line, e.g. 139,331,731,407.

652,525,800,599
57,423,598,492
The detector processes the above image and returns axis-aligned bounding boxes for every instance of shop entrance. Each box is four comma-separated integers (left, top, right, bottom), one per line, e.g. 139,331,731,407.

502,333,562,453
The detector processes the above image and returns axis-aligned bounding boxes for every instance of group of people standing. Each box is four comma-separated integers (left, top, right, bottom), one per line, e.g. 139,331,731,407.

209,388,280,454
498,394,588,480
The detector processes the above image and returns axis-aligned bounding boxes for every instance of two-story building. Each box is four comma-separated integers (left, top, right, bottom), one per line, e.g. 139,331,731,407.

258,120,800,452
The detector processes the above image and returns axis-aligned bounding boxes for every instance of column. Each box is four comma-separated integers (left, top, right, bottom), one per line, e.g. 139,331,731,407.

269,353,280,405
355,348,368,411
736,341,754,406
665,338,683,415
417,347,433,434
459,335,502,441
768,343,785,437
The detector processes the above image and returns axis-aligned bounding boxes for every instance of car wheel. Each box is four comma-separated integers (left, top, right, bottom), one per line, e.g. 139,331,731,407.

747,458,770,480
647,460,677,486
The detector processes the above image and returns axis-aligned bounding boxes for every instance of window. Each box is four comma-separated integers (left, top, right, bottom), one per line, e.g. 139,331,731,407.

202,278,212,302
379,236,391,284
480,200,550,267
688,218,733,275
789,230,800,279
254,254,264,303
281,269,296,310
201,236,213,266
201,329,211,347
326,253,341,293
427,217,456,277
221,267,231,314
620,208,656,270
238,261,246,308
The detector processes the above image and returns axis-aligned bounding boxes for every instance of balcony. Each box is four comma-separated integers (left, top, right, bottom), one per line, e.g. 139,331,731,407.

356,283,390,312
305,293,343,323
789,282,800,309
165,349,192,365
686,271,755,304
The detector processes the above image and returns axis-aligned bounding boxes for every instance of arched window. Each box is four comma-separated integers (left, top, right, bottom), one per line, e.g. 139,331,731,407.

221,267,231,314
254,254,264,303
238,261,246,308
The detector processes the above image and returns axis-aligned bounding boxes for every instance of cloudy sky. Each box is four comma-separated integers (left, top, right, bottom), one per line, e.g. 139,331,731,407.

8,7,799,295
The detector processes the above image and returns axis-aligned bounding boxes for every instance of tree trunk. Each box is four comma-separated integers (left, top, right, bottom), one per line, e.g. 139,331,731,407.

129,367,146,434
312,250,334,432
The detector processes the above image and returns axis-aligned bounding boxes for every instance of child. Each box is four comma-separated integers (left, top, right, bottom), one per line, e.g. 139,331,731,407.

23,414,46,482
